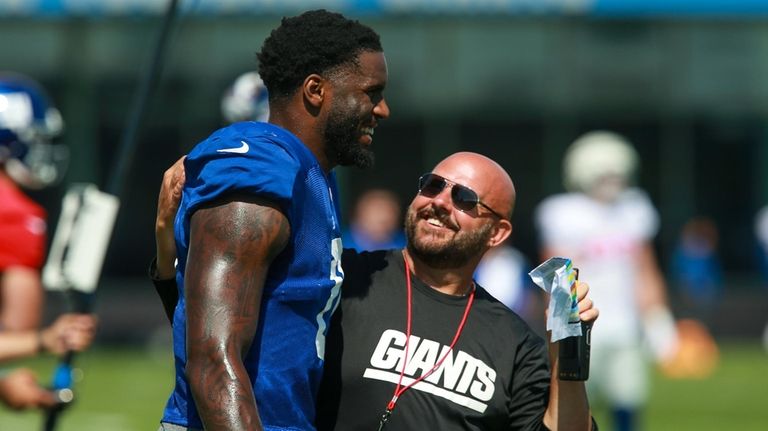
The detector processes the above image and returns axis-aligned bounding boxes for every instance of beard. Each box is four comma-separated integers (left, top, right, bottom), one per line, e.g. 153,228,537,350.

323,102,374,169
404,206,494,269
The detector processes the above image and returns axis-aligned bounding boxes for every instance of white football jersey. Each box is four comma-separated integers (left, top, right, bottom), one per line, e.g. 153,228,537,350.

535,188,659,346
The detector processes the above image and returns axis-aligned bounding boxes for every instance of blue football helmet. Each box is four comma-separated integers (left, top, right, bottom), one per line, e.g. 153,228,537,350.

220,71,270,124
0,72,67,189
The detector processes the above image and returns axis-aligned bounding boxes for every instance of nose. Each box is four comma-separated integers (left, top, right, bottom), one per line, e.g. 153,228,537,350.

373,98,390,120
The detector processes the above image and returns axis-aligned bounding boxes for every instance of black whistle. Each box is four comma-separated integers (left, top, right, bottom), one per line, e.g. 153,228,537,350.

377,409,392,431
557,268,591,381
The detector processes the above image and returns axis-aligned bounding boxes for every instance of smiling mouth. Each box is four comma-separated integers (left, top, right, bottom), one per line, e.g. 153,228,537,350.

421,210,456,231
427,217,445,228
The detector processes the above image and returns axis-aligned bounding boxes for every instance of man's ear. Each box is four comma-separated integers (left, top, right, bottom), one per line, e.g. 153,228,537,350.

302,74,325,108
488,219,513,248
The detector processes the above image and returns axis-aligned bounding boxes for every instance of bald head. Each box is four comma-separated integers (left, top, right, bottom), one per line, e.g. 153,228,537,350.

431,152,516,221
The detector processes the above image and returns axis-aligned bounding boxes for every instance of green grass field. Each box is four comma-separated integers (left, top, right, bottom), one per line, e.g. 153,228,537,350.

588,341,768,431
1,342,766,430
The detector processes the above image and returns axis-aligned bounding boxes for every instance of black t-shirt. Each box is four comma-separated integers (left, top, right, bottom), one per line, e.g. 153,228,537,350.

317,250,552,430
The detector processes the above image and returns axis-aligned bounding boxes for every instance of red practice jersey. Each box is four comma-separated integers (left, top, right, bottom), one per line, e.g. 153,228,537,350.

0,175,47,270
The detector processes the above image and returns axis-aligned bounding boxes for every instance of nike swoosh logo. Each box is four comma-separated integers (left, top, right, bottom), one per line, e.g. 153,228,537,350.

217,140,249,154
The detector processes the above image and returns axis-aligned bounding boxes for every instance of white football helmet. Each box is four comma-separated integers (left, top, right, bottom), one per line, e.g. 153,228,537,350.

0,72,67,189
563,130,639,200
220,71,270,124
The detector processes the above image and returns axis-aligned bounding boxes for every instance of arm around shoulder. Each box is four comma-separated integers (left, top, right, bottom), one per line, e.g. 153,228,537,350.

151,156,185,324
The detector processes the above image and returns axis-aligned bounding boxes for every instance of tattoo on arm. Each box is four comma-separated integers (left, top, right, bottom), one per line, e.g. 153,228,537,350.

184,195,290,431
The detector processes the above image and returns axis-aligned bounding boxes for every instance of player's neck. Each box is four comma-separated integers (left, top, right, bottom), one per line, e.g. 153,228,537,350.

270,110,333,173
402,249,476,296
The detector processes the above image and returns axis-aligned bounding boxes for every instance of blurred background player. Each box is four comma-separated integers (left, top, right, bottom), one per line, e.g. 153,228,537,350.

341,188,406,252
670,216,723,328
474,238,542,329
220,71,270,124
0,72,67,332
0,72,97,410
534,131,678,431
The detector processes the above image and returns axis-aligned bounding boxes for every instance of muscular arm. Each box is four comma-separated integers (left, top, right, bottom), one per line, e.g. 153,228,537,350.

185,195,290,431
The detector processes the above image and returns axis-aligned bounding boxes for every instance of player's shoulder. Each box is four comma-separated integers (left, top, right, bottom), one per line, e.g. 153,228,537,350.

198,122,328,171
181,122,315,210
185,123,308,183
617,188,655,209
616,188,659,236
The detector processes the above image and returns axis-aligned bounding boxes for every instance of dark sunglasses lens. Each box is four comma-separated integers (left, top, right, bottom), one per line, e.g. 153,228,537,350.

419,174,445,197
451,185,479,212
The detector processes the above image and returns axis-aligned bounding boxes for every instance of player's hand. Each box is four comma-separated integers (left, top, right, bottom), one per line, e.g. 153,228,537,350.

575,281,598,324
41,313,98,355
155,156,186,279
0,368,57,410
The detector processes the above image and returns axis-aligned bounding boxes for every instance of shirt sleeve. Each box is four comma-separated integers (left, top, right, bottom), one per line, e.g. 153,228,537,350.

182,130,301,216
507,332,551,430
0,211,46,270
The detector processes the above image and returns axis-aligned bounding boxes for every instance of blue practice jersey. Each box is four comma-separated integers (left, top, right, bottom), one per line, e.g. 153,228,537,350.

162,122,344,430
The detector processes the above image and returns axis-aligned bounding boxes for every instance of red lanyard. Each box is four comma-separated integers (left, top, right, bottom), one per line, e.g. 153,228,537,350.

378,253,475,430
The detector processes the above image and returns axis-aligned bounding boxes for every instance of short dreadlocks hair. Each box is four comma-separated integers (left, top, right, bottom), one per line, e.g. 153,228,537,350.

257,9,383,101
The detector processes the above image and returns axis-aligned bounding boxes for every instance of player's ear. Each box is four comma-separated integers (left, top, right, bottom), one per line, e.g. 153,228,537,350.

302,74,325,108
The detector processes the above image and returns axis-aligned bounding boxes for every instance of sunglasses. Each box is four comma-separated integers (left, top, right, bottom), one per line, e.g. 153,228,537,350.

418,173,505,219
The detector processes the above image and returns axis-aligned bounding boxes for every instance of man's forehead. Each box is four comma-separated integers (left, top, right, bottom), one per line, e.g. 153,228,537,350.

436,156,500,193
356,51,388,79
433,164,480,189
330,51,387,86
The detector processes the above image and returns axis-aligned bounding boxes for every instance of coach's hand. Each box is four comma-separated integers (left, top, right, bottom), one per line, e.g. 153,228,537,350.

575,281,598,324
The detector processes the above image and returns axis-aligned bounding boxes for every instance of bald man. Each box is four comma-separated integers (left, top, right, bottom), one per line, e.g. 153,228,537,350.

316,152,598,430
152,152,598,430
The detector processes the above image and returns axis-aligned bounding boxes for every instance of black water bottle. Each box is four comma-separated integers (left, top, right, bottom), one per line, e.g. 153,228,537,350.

557,269,591,381
558,320,592,381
